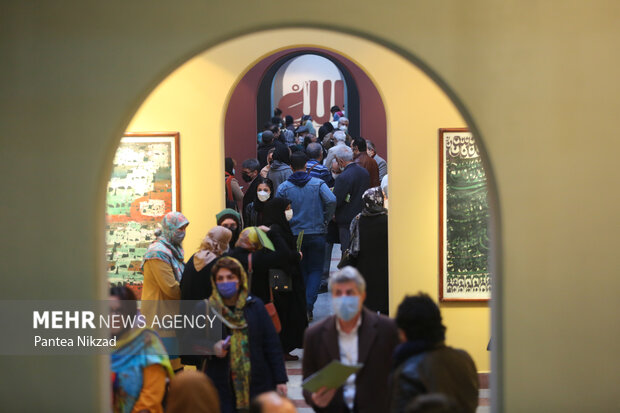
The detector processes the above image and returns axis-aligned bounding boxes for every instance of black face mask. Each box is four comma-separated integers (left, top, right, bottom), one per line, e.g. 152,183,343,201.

241,172,253,183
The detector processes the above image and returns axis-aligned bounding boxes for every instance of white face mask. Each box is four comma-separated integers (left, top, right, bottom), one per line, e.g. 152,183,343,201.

383,199,389,210
232,168,235,175
339,125,348,132
257,190,270,202
285,209,293,221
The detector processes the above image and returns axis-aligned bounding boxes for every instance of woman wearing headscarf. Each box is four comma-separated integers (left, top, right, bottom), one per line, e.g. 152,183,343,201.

261,197,308,360
348,187,389,314
267,145,292,193
225,226,288,305
177,226,230,367
243,177,274,228
141,211,189,370
181,226,232,301
202,257,287,413
216,208,242,249
110,286,173,413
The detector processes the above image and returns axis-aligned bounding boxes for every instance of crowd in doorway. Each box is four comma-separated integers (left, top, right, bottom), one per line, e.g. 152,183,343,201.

110,107,479,413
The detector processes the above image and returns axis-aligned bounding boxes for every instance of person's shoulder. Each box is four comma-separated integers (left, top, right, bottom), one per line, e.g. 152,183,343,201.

308,176,325,186
277,180,293,191
306,315,336,338
364,308,397,329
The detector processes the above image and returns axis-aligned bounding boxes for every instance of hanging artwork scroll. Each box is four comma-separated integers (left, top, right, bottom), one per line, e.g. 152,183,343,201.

439,128,491,301
105,132,181,299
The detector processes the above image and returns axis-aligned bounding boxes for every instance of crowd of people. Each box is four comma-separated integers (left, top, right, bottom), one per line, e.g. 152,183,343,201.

110,107,479,413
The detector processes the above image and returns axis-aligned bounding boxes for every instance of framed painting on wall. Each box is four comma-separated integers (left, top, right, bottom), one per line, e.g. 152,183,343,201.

105,132,181,299
439,128,491,302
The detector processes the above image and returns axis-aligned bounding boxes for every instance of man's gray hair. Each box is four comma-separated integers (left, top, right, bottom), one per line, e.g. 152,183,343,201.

241,158,260,172
366,140,376,151
333,130,346,142
306,142,323,160
332,144,353,162
338,116,349,124
329,266,366,293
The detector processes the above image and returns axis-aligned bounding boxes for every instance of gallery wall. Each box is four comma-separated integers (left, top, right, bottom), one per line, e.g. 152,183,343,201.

1,1,619,411
126,29,489,372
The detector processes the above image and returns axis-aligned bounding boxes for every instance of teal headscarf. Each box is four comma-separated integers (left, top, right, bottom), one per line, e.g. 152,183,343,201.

111,329,173,413
142,211,189,281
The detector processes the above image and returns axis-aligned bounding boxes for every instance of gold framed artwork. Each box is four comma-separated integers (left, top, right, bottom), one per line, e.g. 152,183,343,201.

105,132,181,298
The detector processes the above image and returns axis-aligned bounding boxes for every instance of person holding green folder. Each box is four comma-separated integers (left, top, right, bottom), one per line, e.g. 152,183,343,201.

302,266,399,413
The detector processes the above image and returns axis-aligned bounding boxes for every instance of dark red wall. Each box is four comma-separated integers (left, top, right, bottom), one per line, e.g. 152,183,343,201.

224,48,387,179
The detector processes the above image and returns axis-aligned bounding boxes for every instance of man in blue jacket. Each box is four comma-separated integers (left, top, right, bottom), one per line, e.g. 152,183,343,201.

276,151,337,319
332,145,370,251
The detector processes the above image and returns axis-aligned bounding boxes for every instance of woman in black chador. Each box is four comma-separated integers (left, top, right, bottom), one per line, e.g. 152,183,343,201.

261,197,308,360
348,187,389,314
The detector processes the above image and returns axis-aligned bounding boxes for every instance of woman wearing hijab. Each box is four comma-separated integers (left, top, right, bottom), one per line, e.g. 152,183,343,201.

216,208,242,250
261,197,308,360
348,187,389,314
178,226,232,366
267,145,292,193
181,226,232,301
226,226,288,305
203,257,287,413
243,177,274,228
141,211,189,370
110,286,173,413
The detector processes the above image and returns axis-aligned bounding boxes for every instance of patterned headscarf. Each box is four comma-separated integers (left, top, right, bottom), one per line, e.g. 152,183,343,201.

194,226,232,272
209,257,251,410
349,187,387,256
111,329,174,413
234,227,263,251
142,212,189,281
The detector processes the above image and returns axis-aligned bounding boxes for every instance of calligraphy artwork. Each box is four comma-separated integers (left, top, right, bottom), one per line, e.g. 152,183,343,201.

439,128,491,301
105,132,181,299
272,54,347,129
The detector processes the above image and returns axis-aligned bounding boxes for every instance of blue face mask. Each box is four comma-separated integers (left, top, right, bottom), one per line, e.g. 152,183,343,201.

332,295,360,322
217,281,238,299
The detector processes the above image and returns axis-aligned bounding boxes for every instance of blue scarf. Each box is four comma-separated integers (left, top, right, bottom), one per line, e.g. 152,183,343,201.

111,329,173,413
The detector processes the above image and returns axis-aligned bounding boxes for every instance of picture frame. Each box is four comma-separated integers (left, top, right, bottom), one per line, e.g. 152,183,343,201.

439,128,491,302
105,132,181,298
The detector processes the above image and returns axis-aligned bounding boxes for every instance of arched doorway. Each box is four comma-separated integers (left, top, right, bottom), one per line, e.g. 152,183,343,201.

224,46,387,172
112,27,495,409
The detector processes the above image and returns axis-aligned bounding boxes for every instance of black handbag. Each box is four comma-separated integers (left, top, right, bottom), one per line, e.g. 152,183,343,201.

337,249,357,269
269,268,293,292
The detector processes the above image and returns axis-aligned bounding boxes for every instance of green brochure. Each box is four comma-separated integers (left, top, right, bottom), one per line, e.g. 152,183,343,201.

301,360,363,393
296,230,304,252
255,227,275,251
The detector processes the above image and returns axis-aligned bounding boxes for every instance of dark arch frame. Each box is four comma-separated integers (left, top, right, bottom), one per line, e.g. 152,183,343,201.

256,50,361,137
224,46,388,173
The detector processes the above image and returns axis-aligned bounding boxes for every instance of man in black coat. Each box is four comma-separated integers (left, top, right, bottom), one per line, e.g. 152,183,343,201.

331,145,370,250
257,130,276,169
302,266,400,413
390,293,479,413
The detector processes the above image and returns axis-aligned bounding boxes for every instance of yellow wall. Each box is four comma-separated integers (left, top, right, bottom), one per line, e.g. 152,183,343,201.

2,1,619,411
128,29,488,370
